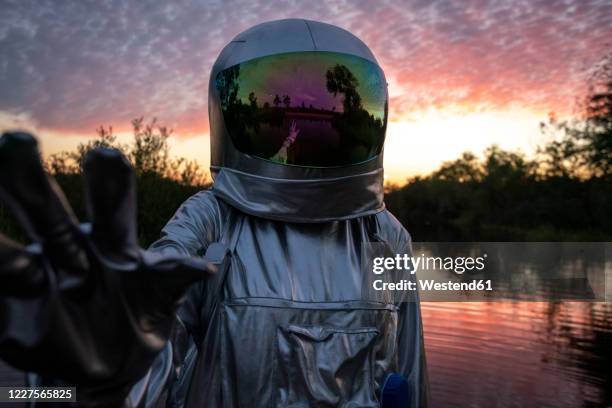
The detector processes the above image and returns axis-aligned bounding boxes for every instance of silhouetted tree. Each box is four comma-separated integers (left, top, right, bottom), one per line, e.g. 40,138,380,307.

539,52,612,178
433,152,483,182
216,66,240,110
131,117,171,176
325,64,362,112
581,53,612,175
248,92,258,109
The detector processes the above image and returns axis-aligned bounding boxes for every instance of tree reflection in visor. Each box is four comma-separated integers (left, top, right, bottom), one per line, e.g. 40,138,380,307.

215,51,388,167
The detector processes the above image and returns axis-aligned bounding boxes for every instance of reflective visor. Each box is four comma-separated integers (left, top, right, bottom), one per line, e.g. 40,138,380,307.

215,51,388,167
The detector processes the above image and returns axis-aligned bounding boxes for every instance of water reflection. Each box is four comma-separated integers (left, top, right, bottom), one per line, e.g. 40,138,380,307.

408,242,608,301
215,52,388,167
422,301,611,407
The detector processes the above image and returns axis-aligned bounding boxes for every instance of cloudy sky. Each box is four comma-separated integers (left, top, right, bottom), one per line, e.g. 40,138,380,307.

1,0,611,181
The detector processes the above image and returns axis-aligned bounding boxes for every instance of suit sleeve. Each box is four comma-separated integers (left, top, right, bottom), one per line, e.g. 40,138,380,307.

126,190,223,408
148,190,223,338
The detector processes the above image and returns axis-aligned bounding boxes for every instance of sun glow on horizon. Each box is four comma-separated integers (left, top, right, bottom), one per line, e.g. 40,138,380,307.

1,106,557,185
383,107,550,183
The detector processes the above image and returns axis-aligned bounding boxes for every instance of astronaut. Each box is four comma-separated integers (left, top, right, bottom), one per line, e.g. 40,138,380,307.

0,19,428,407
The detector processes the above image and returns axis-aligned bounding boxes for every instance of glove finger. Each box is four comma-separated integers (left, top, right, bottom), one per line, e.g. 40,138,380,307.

0,132,79,240
142,251,219,290
0,132,87,278
0,233,45,295
83,148,139,261
147,242,230,285
118,251,217,329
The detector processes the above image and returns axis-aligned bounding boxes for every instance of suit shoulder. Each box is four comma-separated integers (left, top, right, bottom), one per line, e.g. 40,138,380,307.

373,209,412,250
162,189,231,243
176,189,230,220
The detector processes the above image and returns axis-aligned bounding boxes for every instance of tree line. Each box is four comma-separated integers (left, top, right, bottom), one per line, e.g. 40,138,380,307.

1,55,610,244
386,53,611,241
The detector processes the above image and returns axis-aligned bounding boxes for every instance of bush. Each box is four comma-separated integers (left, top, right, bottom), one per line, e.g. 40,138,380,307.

2,118,210,247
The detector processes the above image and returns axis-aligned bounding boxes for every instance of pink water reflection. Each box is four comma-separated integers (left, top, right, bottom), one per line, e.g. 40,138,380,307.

422,301,611,407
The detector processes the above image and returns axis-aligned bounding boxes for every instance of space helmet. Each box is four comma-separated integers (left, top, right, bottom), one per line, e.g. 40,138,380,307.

209,19,388,222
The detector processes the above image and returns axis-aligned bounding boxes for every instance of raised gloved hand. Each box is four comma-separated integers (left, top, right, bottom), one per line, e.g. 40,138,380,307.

0,132,225,405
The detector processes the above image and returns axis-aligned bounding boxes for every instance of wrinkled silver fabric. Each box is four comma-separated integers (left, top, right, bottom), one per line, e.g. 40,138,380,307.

129,190,428,407
211,167,385,223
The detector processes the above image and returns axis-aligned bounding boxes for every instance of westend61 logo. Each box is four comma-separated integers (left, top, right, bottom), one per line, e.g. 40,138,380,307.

372,253,488,275
370,252,493,294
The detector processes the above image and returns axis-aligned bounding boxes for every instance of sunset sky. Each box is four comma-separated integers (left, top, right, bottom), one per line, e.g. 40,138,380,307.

1,0,611,182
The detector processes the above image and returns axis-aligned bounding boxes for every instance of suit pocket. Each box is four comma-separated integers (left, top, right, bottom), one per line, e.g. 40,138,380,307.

277,325,380,408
